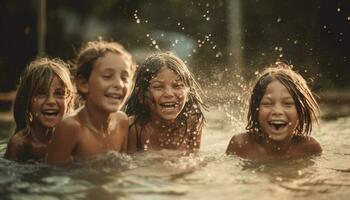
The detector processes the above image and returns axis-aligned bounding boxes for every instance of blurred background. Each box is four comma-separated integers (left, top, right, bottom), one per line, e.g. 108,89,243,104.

0,0,349,120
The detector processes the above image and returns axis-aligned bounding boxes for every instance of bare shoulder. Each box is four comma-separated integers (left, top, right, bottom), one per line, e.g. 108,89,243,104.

4,130,30,161
53,115,83,141
298,136,322,155
226,132,254,155
115,111,129,125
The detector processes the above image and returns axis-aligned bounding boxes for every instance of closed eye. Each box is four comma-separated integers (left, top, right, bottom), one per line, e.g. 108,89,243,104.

173,82,185,89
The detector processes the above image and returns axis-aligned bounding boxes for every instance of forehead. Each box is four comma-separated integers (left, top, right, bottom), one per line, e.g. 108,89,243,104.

151,67,180,82
93,52,132,73
263,80,291,97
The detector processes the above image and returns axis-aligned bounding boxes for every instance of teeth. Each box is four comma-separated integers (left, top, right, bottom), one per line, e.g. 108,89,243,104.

106,94,122,99
161,103,176,107
42,110,59,116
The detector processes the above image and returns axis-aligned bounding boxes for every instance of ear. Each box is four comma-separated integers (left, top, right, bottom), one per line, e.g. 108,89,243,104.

76,75,89,94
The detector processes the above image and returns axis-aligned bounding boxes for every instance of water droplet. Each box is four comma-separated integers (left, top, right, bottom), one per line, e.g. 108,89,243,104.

294,40,298,44
337,8,341,12
206,17,210,21
277,17,282,22
136,19,140,23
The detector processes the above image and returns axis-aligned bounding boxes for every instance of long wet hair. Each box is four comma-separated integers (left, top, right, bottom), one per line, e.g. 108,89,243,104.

126,52,207,127
13,57,75,133
73,38,136,99
246,61,319,142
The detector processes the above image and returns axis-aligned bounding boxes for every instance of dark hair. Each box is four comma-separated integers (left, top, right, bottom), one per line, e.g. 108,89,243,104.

74,38,136,98
246,61,319,141
13,57,75,133
126,52,207,126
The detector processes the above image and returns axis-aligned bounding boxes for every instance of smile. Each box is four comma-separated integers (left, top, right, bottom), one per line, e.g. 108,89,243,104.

268,120,288,131
105,93,123,100
41,109,59,117
160,102,178,111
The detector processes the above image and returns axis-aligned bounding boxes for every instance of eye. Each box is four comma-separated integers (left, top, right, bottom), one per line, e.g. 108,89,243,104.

121,74,130,82
150,83,163,90
260,100,272,106
284,101,295,107
35,89,47,98
54,89,67,98
102,73,112,79
173,82,185,89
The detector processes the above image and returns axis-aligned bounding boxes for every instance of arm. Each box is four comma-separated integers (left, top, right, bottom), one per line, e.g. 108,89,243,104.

126,116,138,154
46,119,80,165
117,112,129,153
187,115,204,152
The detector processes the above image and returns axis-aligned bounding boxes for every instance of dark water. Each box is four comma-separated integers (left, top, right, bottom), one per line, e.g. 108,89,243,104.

0,107,349,200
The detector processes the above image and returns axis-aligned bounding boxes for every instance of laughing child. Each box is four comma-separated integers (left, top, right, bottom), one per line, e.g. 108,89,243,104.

126,52,207,153
46,39,136,164
226,62,322,160
5,58,75,162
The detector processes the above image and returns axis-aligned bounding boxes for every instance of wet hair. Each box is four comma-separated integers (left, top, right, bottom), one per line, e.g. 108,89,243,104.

13,57,75,133
74,38,136,99
246,61,319,142
126,52,207,126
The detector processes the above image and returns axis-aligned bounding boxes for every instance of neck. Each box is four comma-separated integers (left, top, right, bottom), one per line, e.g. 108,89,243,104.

29,122,52,143
148,115,177,131
84,102,113,133
262,135,294,156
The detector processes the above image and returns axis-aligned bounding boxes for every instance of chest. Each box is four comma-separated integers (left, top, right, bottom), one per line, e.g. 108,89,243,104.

140,127,192,151
74,128,126,158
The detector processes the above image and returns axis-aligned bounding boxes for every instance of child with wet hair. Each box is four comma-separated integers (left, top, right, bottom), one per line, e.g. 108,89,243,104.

226,62,322,160
46,39,136,165
126,52,207,153
5,58,75,162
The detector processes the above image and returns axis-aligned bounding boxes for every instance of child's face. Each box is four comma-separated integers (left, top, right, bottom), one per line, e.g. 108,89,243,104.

31,75,68,129
83,52,132,113
146,67,188,121
258,80,298,142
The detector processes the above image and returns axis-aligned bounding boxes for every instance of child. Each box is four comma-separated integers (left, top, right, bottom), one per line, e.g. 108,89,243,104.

46,39,136,165
126,52,207,153
226,62,322,160
4,58,75,162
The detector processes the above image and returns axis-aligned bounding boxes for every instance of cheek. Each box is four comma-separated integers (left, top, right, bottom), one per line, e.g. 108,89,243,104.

177,90,188,101
30,98,43,112
57,99,68,112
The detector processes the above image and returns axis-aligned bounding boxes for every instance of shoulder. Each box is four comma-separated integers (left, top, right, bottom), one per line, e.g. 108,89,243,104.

53,116,82,141
57,116,82,131
226,132,255,155
4,130,30,161
297,136,322,155
115,111,129,124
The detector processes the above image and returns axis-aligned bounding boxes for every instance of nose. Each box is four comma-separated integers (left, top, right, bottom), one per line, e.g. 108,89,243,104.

45,93,56,105
271,103,283,115
163,86,175,98
113,76,123,88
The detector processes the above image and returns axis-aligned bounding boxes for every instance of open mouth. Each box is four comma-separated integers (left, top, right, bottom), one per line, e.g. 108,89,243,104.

41,109,59,118
160,102,177,110
269,121,287,131
105,93,123,100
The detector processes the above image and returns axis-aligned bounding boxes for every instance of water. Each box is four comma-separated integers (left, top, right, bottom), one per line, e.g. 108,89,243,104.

0,107,349,200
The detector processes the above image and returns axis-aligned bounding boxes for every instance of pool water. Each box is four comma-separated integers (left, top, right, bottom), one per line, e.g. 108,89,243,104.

0,106,349,200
